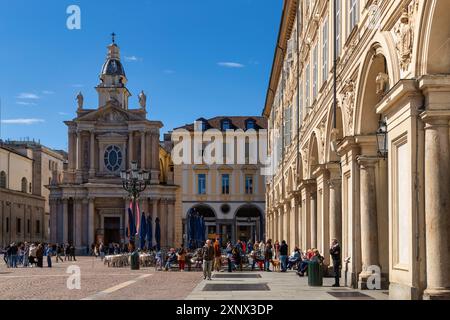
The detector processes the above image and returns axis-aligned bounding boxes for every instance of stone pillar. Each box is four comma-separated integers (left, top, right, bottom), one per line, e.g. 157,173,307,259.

128,131,134,167
316,168,330,261
49,199,57,243
62,199,68,244
76,131,83,183
310,192,317,249
422,117,450,299
89,130,95,178
300,184,312,250
140,131,146,170
88,198,95,246
357,156,380,289
151,133,160,184
327,164,342,250
167,200,175,247
152,199,158,245
74,199,83,249
68,130,76,172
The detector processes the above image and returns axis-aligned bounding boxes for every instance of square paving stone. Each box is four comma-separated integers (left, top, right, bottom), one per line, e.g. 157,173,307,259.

327,291,374,300
202,283,270,291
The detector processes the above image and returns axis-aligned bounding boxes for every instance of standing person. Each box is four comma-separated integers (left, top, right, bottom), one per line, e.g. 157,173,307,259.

23,242,29,267
64,243,70,261
274,241,280,259
279,240,288,272
70,243,76,261
264,240,273,272
5,245,11,268
29,243,37,267
9,243,18,268
177,247,186,272
213,238,221,272
36,244,44,268
330,239,341,287
202,240,214,280
225,242,233,273
56,244,64,263
46,244,53,268
99,242,105,261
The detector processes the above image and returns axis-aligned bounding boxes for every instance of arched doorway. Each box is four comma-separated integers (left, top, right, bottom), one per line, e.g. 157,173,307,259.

185,204,217,245
234,204,263,243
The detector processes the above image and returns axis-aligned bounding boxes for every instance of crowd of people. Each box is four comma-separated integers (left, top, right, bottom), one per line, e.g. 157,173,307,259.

2,242,77,268
2,238,342,287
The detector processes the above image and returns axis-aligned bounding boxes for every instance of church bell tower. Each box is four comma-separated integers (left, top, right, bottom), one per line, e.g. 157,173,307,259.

95,33,131,109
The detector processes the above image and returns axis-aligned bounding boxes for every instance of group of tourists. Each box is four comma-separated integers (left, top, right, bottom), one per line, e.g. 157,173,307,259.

2,242,77,268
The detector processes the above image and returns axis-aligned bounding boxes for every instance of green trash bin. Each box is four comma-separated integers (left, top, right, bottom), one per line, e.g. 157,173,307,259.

130,250,140,270
307,260,323,286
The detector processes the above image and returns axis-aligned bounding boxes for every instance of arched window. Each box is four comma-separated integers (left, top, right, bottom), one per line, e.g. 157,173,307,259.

0,171,6,188
21,177,27,193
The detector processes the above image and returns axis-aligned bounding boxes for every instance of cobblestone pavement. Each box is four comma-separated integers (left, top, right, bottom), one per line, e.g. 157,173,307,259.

0,256,203,300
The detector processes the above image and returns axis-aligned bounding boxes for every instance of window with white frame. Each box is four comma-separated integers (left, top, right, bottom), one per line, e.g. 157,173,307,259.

336,0,342,57
305,64,310,109
322,17,329,84
313,45,318,101
349,0,359,33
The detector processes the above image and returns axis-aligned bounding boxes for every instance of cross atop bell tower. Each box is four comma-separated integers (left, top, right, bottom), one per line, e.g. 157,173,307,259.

96,34,131,109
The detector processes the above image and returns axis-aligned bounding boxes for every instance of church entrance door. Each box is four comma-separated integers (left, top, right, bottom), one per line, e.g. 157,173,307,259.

104,217,121,245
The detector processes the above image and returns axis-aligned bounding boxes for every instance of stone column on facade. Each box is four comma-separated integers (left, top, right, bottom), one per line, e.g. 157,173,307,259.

140,131,146,170
151,132,160,184
300,184,311,250
167,200,175,247
68,129,76,173
422,116,450,300
49,199,57,243
89,130,95,178
88,198,95,246
283,202,290,243
310,192,317,249
62,199,68,244
357,156,380,289
128,131,134,167
74,199,83,250
315,167,330,262
327,166,342,250
76,131,83,183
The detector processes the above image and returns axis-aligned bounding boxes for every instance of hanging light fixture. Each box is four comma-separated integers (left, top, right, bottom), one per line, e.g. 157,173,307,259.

376,118,388,159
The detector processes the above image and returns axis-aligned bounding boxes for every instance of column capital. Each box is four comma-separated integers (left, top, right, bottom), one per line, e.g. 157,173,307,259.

299,179,316,192
357,156,380,168
420,111,450,127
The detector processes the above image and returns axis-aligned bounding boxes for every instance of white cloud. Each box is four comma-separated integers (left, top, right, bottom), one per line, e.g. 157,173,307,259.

42,90,55,95
164,69,176,74
124,56,142,62
17,93,40,99
217,62,245,68
16,101,37,106
1,118,45,125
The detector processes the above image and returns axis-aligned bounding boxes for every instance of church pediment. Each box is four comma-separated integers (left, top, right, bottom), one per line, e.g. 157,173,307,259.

76,102,144,123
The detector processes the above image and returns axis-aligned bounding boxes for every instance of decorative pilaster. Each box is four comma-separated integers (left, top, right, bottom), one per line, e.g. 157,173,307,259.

88,198,95,246
89,130,95,178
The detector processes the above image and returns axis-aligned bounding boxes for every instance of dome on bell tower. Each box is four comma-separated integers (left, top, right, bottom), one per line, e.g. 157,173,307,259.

101,43,126,78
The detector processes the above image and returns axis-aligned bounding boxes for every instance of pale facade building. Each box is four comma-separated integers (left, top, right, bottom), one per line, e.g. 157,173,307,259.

264,0,450,300
0,145,46,247
171,117,267,245
49,40,178,252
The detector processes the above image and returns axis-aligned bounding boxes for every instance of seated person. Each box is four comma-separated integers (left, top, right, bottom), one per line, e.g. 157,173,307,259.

164,249,177,271
287,247,301,270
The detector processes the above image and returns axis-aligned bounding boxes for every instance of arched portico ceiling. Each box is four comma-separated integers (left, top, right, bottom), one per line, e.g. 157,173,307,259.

416,0,450,75
234,204,262,219
188,204,216,218
354,43,393,136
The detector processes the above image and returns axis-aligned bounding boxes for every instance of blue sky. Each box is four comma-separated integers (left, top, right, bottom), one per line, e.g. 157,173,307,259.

0,0,282,151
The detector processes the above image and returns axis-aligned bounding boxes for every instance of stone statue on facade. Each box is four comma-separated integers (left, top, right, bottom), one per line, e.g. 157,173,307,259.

76,91,84,109
395,8,413,71
138,90,147,109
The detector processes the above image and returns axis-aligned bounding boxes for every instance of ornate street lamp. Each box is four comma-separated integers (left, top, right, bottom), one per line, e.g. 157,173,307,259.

120,161,150,241
376,118,388,159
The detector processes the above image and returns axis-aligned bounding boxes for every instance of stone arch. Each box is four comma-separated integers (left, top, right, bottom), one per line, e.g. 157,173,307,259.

355,43,393,135
234,203,263,220
188,203,216,219
416,0,450,74
307,134,320,179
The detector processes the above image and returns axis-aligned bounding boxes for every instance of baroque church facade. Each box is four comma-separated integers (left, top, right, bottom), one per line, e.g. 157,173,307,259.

48,39,179,252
